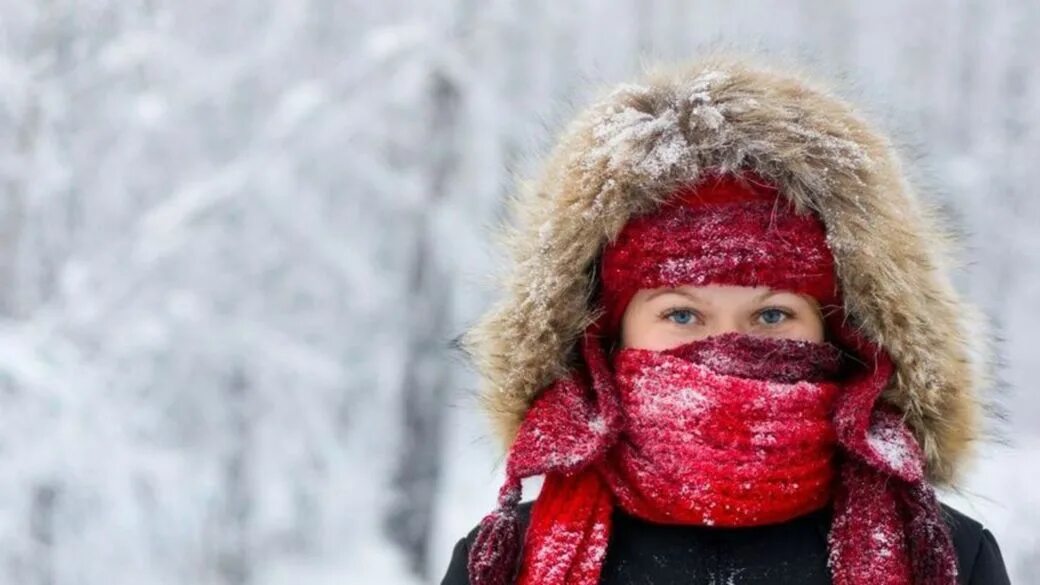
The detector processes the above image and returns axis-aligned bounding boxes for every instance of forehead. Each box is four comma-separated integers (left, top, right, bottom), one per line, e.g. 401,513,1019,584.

639,285,806,303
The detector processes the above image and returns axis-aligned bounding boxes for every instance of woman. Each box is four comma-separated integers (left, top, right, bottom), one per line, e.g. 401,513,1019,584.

440,55,1011,584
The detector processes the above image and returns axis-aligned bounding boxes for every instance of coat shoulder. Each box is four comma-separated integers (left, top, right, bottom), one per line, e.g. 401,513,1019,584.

446,501,1009,585
467,501,1000,553
940,501,985,560
938,502,1012,585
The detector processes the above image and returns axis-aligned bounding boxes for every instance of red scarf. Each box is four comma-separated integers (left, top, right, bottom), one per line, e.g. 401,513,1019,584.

467,319,959,585
600,331,844,526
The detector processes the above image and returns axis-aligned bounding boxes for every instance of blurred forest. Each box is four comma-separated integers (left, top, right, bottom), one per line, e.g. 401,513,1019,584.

0,1,1036,584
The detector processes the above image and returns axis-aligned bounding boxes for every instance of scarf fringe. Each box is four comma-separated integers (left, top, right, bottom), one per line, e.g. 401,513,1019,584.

901,483,960,585
468,478,523,585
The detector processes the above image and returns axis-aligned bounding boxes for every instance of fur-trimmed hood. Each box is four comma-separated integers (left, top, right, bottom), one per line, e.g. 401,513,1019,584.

460,54,995,487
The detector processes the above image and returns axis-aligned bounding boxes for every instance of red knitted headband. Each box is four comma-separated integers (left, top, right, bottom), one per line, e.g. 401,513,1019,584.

598,169,842,337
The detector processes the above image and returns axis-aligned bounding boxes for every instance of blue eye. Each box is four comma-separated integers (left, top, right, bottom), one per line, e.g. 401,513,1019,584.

758,307,790,325
664,308,698,325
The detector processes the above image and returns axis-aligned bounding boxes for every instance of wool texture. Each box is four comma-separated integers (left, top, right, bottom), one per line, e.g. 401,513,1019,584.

601,332,845,527
467,171,959,585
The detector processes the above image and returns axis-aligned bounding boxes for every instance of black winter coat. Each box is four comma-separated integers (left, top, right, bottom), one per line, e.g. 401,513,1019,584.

439,500,1011,585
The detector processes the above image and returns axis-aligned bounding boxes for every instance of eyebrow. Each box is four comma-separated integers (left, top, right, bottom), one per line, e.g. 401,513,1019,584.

646,288,699,303
646,287,779,304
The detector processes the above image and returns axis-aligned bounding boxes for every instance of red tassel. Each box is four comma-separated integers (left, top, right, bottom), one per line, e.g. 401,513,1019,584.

900,482,959,585
468,478,523,585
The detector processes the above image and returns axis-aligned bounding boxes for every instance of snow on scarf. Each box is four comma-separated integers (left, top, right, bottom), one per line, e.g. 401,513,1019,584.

467,171,959,585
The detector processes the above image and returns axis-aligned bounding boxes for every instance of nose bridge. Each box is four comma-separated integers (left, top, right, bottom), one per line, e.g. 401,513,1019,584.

711,311,747,336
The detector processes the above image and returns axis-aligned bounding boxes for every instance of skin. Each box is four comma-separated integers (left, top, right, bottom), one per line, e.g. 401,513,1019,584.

619,284,827,351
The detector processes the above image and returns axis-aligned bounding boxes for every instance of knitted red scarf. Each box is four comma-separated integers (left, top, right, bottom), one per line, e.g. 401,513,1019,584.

514,329,847,585
601,331,845,527
467,171,959,585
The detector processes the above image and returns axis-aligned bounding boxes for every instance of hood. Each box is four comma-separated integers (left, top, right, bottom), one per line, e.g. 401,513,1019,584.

459,53,995,487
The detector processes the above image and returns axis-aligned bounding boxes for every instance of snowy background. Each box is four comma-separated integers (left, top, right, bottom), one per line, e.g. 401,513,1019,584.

0,1,1036,584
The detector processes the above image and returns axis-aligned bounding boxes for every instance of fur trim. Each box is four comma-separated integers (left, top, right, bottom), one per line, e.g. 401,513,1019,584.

460,53,995,487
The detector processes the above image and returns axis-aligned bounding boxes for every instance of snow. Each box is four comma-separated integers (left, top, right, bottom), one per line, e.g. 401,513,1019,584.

687,70,731,132
585,105,693,180
627,361,711,420
0,2,1036,585
866,417,914,473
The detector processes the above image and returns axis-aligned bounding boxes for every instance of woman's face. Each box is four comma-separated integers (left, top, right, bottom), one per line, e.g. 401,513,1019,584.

619,284,826,350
